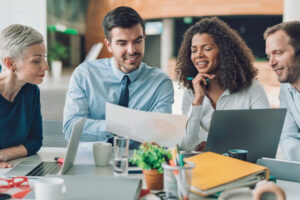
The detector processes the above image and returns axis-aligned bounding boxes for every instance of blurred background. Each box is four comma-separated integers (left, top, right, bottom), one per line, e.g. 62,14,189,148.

1,0,299,121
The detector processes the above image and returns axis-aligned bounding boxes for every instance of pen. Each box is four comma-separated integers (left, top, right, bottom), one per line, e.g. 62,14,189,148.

176,145,187,199
54,157,64,164
170,148,187,199
176,145,183,166
171,149,178,166
187,77,210,82
179,154,184,166
168,157,181,198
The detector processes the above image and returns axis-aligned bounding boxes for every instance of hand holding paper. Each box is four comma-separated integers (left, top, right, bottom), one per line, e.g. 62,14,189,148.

105,103,188,147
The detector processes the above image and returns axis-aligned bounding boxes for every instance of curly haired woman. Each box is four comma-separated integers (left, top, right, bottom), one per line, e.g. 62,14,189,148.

176,17,270,151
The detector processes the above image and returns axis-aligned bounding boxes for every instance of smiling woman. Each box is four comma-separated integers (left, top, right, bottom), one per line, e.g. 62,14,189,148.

0,24,48,168
176,17,270,151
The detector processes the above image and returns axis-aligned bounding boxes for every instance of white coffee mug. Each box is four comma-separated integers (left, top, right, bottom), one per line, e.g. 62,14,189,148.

35,177,66,200
93,142,112,167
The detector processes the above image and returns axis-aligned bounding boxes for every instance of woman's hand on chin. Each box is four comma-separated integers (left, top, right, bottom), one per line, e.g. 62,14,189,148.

192,73,215,106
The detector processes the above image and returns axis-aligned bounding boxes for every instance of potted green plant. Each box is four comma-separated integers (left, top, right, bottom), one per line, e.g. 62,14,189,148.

47,41,69,78
130,143,172,190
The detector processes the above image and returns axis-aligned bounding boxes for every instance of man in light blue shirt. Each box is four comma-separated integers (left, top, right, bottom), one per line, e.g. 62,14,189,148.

63,6,174,148
265,21,300,161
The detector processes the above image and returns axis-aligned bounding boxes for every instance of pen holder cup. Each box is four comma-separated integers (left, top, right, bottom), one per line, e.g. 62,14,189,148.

163,162,195,200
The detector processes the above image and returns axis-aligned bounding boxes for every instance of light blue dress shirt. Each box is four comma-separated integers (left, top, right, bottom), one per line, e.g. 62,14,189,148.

279,83,300,161
63,58,174,143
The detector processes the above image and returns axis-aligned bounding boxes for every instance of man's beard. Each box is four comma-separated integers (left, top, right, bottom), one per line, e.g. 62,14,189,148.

282,58,300,84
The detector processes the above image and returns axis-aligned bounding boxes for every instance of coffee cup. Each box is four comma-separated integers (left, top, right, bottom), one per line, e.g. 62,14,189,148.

93,142,112,167
35,177,66,200
223,149,248,161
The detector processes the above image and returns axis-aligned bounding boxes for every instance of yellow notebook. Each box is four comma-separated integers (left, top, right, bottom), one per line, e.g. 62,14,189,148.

185,152,269,196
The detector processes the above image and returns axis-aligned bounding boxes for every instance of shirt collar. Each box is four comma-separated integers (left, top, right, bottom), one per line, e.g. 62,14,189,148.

110,58,142,82
222,89,230,96
287,83,300,95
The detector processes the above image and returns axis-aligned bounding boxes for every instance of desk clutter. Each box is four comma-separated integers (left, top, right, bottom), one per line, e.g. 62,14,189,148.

185,152,269,197
138,150,287,200
0,149,291,200
0,176,31,199
1,141,295,200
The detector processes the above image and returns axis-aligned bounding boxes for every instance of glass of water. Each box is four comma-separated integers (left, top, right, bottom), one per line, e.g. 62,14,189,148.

113,136,129,176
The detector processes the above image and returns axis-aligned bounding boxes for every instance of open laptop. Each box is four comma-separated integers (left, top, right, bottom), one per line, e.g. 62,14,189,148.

205,108,287,163
25,175,142,200
5,117,85,177
257,157,300,182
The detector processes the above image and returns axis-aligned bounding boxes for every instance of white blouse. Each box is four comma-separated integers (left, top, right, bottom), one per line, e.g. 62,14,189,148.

181,79,270,151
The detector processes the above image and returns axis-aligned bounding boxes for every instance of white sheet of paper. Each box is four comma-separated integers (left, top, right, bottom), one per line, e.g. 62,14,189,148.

106,103,188,147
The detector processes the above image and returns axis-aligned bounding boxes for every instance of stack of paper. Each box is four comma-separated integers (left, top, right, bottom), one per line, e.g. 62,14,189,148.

185,152,269,196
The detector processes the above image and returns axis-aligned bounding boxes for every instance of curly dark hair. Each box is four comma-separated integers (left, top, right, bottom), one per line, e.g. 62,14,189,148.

176,17,257,93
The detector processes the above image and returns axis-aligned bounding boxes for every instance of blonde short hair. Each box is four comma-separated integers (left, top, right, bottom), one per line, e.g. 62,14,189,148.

0,24,44,63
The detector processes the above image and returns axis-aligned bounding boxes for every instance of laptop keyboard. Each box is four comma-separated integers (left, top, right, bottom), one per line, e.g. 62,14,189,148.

26,162,62,176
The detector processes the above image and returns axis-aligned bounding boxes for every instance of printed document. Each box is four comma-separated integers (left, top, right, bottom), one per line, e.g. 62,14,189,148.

106,103,188,147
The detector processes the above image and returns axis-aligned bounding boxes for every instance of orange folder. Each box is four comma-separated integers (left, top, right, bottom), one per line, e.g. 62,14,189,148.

185,152,269,196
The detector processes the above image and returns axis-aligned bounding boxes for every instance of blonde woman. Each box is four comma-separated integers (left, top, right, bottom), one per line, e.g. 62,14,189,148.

0,24,48,168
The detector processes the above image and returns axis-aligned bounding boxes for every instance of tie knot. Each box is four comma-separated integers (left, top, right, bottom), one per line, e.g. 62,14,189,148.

122,75,131,85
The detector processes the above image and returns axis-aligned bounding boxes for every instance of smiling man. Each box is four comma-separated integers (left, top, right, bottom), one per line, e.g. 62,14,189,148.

63,6,174,149
265,21,300,161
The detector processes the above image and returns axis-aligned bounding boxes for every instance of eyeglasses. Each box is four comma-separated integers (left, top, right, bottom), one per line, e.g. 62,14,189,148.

0,176,30,192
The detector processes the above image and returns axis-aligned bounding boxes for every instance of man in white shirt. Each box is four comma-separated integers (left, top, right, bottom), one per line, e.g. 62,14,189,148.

264,21,300,161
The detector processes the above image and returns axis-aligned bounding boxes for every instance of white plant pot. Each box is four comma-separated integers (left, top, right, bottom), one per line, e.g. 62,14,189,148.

51,60,62,79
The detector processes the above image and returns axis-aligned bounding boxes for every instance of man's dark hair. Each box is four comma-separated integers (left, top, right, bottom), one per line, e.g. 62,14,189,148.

264,21,300,62
102,6,145,41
